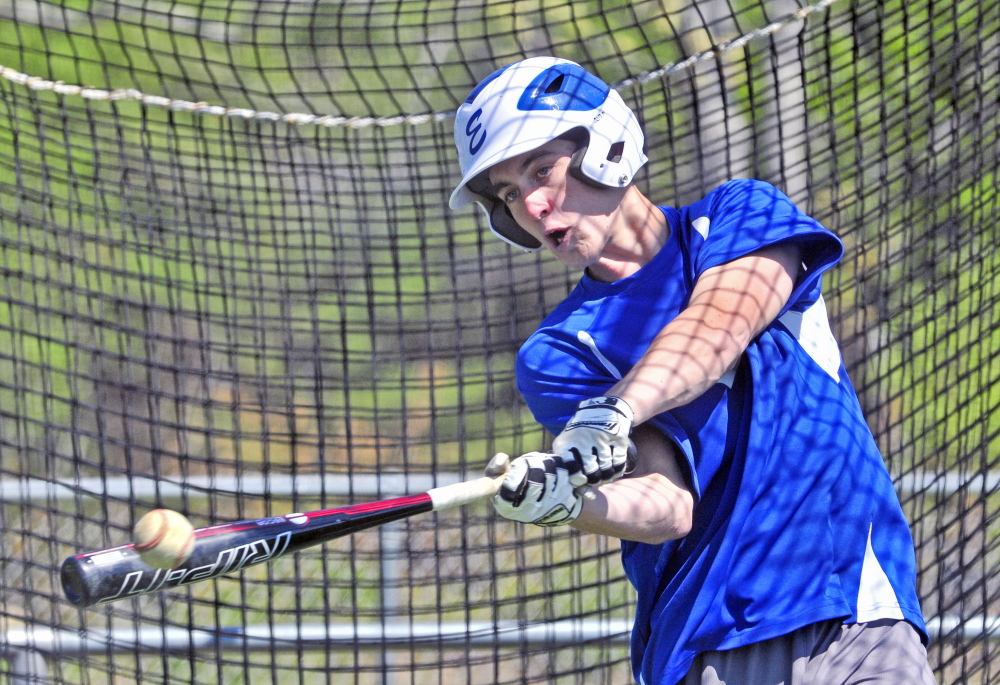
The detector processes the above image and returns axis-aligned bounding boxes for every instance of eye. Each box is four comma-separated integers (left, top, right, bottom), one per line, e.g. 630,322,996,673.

535,164,552,179
503,188,520,204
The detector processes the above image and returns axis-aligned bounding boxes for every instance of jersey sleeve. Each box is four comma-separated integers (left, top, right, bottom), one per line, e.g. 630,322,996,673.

687,179,844,314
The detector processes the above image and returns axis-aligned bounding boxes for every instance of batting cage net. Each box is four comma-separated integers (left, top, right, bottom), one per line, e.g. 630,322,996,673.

0,0,997,682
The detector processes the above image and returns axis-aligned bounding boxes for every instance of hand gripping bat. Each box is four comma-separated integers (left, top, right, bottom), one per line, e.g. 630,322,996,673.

61,454,511,607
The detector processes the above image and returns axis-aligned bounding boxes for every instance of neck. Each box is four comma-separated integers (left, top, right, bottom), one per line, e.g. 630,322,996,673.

585,187,669,283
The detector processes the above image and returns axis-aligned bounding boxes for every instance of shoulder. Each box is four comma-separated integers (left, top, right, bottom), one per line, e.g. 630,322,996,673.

688,179,802,221
679,179,841,270
676,179,822,253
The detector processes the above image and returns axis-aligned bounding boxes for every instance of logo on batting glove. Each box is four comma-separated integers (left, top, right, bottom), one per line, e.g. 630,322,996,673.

554,396,634,486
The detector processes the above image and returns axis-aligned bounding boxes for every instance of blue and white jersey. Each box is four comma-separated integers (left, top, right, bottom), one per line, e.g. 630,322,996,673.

515,180,926,685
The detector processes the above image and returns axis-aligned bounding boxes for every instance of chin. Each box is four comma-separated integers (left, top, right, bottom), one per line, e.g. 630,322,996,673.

552,248,598,271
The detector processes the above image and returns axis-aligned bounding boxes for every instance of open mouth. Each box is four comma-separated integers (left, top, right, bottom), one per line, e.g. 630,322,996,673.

548,228,568,247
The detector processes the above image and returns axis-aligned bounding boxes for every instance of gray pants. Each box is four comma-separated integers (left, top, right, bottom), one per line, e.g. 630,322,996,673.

679,619,936,685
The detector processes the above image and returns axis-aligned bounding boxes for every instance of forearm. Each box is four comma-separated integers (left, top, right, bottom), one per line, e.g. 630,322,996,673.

571,472,694,544
609,244,801,425
608,305,744,424
568,423,694,544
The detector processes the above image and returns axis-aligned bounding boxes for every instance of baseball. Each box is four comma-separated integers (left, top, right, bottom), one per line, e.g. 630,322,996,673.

133,509,196,570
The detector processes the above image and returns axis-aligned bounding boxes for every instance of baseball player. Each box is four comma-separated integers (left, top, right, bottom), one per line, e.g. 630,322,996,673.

449,57,935,684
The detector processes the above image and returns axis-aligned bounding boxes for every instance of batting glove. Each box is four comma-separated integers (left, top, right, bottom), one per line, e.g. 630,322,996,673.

492,452,584,527
552,396,634,486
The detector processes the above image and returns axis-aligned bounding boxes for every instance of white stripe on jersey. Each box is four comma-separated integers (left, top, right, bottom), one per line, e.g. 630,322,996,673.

777,295,842,382
857,523,906,622
577,331,623,380
692,216,711,239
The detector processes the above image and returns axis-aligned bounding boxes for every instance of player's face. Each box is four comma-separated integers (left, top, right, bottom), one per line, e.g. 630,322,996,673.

488,138,628,270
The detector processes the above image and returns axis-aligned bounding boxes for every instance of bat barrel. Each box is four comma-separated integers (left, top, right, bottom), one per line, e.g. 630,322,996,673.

61,494,435,607
61,549,152,607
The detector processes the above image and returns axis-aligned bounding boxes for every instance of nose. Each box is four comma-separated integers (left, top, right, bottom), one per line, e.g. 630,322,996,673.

522,186,552,221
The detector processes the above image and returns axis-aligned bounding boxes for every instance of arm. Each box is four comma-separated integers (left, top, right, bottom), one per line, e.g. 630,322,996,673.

497,244,802,538
550,243,802,484
566,246,798,543
611,243,801,424
571,424,693,544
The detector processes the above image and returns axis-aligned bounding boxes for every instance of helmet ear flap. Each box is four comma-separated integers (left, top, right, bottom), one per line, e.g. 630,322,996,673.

568,145,607,189
490,203,542,251
561,127,609,190
467,171,542,251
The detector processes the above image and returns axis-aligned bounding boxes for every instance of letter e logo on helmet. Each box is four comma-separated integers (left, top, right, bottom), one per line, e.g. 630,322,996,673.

465,108,486,156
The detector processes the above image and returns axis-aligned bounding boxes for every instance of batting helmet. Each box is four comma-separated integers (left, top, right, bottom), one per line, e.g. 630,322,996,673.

449,57,647,251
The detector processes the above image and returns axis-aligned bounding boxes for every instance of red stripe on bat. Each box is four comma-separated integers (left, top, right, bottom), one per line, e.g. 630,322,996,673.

193,492,433,537
306,492,432,518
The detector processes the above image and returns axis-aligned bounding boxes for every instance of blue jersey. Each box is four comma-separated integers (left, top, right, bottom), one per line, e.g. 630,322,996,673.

515,180,925,685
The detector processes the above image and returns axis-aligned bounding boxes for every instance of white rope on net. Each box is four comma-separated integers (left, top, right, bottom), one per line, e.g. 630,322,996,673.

612,0,840,90
0,0,840,129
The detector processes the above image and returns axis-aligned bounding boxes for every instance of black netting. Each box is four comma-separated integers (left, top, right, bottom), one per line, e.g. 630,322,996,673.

0,0,997,683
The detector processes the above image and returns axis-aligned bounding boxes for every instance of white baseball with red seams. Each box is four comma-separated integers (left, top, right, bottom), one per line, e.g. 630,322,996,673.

133,508,196,570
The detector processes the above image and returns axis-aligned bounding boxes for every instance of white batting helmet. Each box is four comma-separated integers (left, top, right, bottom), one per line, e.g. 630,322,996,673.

449,57,647,251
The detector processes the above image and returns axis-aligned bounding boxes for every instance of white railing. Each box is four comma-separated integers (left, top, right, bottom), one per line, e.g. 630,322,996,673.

2,469,997,503
0,620,632,684
3,619,632,654
0,472,467,502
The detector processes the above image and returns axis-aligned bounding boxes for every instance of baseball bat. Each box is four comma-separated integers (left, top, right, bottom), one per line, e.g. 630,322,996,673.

61,455,511,608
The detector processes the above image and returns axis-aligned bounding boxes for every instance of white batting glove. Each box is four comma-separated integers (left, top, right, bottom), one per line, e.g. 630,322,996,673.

552,396,634,486
492,452,584,527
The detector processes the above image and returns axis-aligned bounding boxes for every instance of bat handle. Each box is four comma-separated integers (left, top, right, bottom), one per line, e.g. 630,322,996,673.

427,453,510,511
